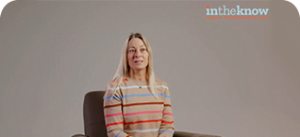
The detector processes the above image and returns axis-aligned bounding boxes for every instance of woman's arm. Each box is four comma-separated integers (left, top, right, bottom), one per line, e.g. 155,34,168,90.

158,86,175,137
104,86,131,137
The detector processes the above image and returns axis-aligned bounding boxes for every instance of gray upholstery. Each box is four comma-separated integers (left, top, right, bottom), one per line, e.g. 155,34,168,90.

72,91,221,137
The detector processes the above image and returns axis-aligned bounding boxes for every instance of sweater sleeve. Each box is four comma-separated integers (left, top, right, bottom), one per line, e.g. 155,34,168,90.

158,86,175,137
104,86,131,137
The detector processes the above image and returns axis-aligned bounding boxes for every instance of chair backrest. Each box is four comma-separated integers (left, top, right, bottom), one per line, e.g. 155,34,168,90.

83,91,107,137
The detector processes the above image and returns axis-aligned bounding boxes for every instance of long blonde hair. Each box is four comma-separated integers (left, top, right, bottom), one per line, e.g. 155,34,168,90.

106,33,159,98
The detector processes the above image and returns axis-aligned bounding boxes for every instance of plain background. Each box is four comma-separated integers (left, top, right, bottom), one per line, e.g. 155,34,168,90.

0,0,299,137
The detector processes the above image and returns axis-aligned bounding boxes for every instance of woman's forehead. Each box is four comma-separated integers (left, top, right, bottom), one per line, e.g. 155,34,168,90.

128,44,146,48
128,38,145,46
128,38,144,45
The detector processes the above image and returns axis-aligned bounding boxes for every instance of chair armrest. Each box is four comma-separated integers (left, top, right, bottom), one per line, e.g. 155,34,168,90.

174,131,221,137
71,134,88,137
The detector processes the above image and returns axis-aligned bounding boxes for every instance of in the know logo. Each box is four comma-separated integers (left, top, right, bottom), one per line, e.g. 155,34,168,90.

206,5,269,20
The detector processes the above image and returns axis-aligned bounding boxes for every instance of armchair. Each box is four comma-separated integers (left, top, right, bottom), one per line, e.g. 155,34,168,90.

72,91,221,137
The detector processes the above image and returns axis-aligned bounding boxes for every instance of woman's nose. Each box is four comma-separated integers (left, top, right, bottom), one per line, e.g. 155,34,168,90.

134,50,141,57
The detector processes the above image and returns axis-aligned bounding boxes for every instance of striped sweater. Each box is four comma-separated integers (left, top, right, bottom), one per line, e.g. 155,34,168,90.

103,76,174,137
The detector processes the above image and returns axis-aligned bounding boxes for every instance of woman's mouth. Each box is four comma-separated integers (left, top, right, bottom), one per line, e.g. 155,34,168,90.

134,60,143,64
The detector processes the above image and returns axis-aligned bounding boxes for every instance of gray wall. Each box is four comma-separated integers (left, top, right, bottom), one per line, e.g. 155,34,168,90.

0,1,299,137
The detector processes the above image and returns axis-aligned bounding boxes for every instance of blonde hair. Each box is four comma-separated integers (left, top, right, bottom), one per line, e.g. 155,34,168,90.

106,32,159,98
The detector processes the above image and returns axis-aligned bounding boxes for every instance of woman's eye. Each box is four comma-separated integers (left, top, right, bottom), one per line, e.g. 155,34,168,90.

130,49,135,52
141,48,146,51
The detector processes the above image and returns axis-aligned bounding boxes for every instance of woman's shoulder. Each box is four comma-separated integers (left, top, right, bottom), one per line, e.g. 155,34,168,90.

108,78,128,85
107,77,129,88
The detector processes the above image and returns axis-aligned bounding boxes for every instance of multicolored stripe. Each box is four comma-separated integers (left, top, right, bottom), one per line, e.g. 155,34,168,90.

159,129,174,135
107,85,169,91
104,93,170,100
125,128,159,133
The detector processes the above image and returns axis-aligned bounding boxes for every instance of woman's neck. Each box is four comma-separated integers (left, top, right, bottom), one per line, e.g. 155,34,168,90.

129,69,146,81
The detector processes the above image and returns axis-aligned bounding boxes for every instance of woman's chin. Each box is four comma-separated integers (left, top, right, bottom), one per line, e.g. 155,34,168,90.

132,67,146,71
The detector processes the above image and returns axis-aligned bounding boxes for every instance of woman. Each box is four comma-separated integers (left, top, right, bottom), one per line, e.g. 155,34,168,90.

103,33,174,137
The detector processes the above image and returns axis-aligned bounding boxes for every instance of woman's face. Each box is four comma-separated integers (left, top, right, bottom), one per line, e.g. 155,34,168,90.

127,38,149,72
